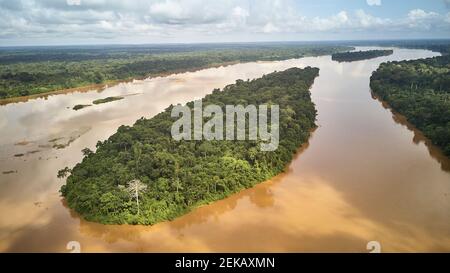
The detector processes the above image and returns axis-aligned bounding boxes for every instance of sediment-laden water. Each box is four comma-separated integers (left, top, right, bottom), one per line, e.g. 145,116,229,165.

0,47,448,252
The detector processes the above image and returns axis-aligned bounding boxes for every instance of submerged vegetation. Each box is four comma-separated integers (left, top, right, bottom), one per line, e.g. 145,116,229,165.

73,104,91,111
72,96,124,110
332,49,393,62
60,67,319,224
0,44,350,99
371,55,450,156
92,96,124,105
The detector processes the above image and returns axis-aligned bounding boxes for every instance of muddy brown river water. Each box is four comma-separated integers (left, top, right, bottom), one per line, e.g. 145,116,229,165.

0,47,449,252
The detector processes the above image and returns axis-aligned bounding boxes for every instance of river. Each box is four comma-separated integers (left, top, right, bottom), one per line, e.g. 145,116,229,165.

0,47,449,252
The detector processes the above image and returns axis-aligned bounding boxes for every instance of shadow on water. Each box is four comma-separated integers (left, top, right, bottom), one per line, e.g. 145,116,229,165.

57,138,315,250
2,49,449,252
371,92,450,172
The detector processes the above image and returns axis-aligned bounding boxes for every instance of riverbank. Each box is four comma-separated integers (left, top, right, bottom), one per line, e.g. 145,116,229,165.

2,48,449,252
370,54,450,157
0,61,240,106
0,45,354,105
61,67,320,225
370,91,450,171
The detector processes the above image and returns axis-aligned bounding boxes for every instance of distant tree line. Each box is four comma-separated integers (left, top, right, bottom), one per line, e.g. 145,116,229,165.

332,50,393,62
0,45,350,99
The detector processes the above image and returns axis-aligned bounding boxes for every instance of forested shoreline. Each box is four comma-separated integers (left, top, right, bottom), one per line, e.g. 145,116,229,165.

370,55,450,156
332,49,393,62
60,67,319,225
0,44,349,99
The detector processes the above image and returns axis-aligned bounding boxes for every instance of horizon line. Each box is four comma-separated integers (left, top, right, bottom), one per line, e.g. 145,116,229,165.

1,38,450,49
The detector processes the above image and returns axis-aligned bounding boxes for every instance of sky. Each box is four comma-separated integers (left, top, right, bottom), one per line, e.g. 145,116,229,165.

0,0,449,46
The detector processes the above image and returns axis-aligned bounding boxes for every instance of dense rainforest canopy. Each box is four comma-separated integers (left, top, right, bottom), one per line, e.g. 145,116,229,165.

0,44,349,99
332,50,393,62
60,67,320,224
370,55,450,156
357,40,450,56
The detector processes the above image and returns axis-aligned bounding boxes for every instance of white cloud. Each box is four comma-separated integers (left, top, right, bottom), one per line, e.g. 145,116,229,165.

262,22,279,33
408,9,439,21
308,11,350,31
0,0,449,44
66,0,81,6
148,0,234,25
355,9,389,28
366,0,381,6
149,1,186,24
230,6,249,26
407,9,442,30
